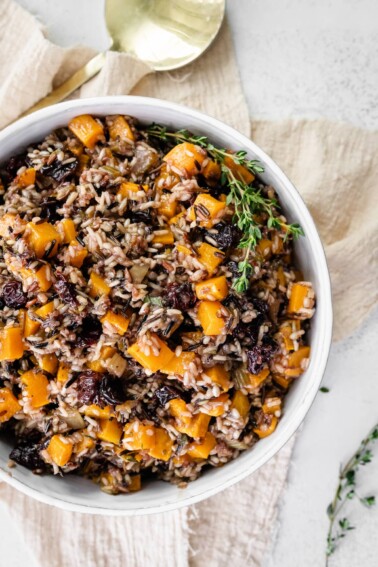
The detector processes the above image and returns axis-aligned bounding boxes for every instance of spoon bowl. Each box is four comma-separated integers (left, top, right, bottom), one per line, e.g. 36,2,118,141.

23,0,225,115
106,0,225,71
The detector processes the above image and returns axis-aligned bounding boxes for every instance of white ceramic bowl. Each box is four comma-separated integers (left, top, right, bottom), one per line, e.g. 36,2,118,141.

0,96,332,515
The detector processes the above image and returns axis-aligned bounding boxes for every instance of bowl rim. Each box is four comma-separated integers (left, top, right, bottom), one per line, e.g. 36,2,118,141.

0,96,333,515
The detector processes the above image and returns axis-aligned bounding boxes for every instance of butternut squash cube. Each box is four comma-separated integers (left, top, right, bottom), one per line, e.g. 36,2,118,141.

168,400,210,438
254,415,278,438
176,243,192,256
74,434,95,454
163,142,206,177
108,115,134,142
256,239,273,259
84,405,113,419
158,193,177,219
284,346,311,377
189,194,226,227
197,242,225,274
262,397,282,415
195,276,228,301
47,435,72,466
231,391,250,419
288,282,313,316
128,474,141,492
68,240,88,268
224,155,255,184
127,334,175,372
169,212,185,225
118,182,148,199
68,114,104,149
187,432,216,459
97,418,123,445
184,413,211,439
0,327,24,361
148,428,173,461
27,222,60,259
87,346,116,373
123,420,156,451
249,368,270,389
24,312,40,337
200,393,229,417
168,398,188,419
161,351,196,376
279,320,301,351
59,219,76,244
0,388,21,423
38,353,58,375
89,272,111,298
203,365,231,391
197,301,228,335
31,264,52,292
101,311,130,336
21,370,50,409
273,374,292,390
57,362,70,384
152,228,174,245
35,301,55,319
17,168,36,188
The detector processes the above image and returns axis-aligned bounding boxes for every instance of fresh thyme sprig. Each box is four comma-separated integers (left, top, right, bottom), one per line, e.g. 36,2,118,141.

326,423,378,564
147,124,304,292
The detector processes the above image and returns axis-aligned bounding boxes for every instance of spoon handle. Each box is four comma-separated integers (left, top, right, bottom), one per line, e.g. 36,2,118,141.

22,53,107,117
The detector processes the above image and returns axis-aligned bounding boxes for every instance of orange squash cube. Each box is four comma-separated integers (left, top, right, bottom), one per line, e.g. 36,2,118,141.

18,168,36,188
97,418,123,445
101,311,130,336
59,219,77,244
195,276,228,301
37,353,58,375
158,193,177,219
87,346,117,372
68,240,88,268
108,115,134,142
161,351,196,376
288,282,313,316
21,370,50,409
118,182,148,199
0,213,26,238
231,391,250,419
89,272,111,298
254,415,278,438
176,243,192,256
152,228,174,245
189,194,226,227
197,301,228,335
279,320,301,351
248,368,270,389
200,393,229,417
224,155,255,184
203,365,231,391
68,114,104,149
123,420,156,451
84,405,113,419
273,374,293,389
35,301,55,319
23,312,40,337
169,212,185,225
187,432,216,459
256,239,273,259
127,334,175,372
57,362,70,384
262,397,282,415
148,428,173,461
163,142,206,177
47,435,72,466
27,222,60,259
284,346,311,377
0,388,21,423
128,474,141,492
0,327,24,361
197,242,225,274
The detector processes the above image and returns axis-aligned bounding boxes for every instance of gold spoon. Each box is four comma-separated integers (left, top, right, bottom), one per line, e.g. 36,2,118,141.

24,0,225,115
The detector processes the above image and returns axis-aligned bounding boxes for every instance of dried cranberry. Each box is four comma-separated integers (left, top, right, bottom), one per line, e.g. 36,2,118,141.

98,375,126,405
0,153,27,185
76,371,102,406
164,282,196,311
10,438,46,472
187,226,206,244
77,316,102,347
2,280,27,308
209,222,241,251
251,297,269,315
53,273,77,306
40,156,78,182
40,199,63,223
232,313,265,346
247,337,278,374
227,261,241,278
154,385,179,406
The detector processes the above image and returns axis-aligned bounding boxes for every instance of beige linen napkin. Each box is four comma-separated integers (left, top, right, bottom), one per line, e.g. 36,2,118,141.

0,1,377,567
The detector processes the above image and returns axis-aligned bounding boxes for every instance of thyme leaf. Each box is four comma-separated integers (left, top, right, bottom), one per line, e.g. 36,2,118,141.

147,124,304,292
326,423,378,564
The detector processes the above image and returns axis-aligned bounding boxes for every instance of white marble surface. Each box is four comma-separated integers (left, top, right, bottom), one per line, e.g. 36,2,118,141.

3,1,378,566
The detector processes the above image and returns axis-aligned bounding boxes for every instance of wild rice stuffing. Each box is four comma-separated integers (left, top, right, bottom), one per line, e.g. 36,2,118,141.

0,114,315,494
